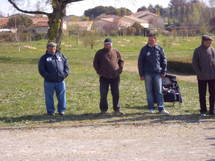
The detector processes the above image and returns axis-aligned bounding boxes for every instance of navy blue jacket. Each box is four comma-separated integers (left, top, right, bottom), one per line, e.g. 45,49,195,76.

138,44,167,77
38,52,69,82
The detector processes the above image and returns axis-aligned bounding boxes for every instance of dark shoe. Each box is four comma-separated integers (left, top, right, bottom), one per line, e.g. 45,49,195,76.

208,111,214,116
47,113,55,116
113,111,124,116
100,111,107,115
59,112,65,116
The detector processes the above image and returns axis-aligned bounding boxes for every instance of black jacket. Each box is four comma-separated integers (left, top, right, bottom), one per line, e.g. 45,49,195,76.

38,51,69,82
138,44,167,77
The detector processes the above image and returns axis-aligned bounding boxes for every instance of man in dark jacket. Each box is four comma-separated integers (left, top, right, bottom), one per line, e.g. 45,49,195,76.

93,38,124,115
192,35,215,116
138,33,169,114
38,42,69,116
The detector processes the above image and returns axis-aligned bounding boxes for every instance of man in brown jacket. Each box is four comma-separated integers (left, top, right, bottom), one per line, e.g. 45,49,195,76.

93,38,124,115
192,35,215,116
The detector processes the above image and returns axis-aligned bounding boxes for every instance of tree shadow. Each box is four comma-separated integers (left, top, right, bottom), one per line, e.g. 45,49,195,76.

0,110,213,130
105,113,205,125
206,138,215,140
125,105,148,110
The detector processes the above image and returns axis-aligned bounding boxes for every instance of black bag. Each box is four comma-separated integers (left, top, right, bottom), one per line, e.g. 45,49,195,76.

162,74,182,103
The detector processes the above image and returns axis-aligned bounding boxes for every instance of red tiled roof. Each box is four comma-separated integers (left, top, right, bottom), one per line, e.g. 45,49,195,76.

32,17,48,25
34,21,49,27
68,21,93,27
0,18,9,27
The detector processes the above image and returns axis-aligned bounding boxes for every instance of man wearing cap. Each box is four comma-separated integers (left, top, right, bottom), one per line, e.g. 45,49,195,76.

93,38,124,115
38,42,69,116
192,35,215,116
138,33,169,114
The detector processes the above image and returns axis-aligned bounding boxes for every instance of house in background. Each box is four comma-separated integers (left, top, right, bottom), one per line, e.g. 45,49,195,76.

92,11,164,35
0,18,8,28
0,17,17,33
31,17,49,34
132,10,165,30
118,15,149,30
67,21,93,31
92,15,120,34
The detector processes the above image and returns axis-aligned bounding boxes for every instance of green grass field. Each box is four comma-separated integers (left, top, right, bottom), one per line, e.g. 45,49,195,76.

0,36,211,126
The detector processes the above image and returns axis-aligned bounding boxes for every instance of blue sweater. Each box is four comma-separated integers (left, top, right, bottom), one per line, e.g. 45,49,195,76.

38,52,69,82
138,44,167,76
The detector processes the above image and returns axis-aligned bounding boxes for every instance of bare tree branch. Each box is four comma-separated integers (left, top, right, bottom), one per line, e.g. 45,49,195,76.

63,0,83,4
8,0,50,15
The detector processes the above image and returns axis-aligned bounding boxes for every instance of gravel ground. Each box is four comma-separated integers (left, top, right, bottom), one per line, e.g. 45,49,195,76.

0,118,214,161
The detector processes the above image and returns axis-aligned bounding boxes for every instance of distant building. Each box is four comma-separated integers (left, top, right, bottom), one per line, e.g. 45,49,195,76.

92,15,120,34
118,16,149,30
0,18,9,28
131,11,165,30
0,28,17,33
67,21,93,31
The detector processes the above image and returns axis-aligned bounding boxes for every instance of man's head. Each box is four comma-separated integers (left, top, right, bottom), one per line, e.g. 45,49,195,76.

104,38,112,50
147,33,157,46
47,42,57,54
202,35,213,48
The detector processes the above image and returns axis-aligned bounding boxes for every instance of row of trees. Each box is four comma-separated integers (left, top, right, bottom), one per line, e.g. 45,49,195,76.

84,6,132,19
138,0,215,33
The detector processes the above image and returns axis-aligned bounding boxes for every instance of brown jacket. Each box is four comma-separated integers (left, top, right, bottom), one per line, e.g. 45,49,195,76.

93,48,124,79
192,45,215,80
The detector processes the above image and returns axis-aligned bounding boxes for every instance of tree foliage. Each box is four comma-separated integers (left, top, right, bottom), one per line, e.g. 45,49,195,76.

84,6,132,19
7,15,33,29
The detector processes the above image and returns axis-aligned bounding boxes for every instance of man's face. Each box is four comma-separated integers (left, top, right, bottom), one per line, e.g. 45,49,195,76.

202,40,212,48
47,46,56,54
148,36,157,46
104,43,112,50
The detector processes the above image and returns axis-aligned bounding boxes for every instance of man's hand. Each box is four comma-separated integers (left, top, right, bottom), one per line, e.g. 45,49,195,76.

140,76,144,80
161,74,166,78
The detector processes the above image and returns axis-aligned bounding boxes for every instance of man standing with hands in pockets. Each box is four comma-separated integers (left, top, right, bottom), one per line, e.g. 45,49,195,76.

138,33,169,114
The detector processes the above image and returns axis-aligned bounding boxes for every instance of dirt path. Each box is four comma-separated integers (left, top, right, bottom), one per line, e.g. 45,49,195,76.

0,61,212,161
124,60,197,83
0,118,214,161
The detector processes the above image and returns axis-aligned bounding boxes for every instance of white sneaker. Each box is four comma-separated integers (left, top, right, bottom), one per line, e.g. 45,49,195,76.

160,109,169,115
149,109,155,113
200,113,207,117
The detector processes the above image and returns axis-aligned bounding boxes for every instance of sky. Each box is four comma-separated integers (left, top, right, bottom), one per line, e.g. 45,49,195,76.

0,0,170,16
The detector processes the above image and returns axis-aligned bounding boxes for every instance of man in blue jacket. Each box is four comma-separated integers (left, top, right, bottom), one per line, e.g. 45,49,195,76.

38,42,69,116
138,33,169,114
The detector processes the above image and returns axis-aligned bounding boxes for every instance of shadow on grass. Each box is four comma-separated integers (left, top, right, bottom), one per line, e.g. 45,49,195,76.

0,110,214,130
168,60,195,75
0,56,38,64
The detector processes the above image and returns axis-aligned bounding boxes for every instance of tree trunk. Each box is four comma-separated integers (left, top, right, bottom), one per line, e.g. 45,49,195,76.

8,0,83,51
47,2,66,51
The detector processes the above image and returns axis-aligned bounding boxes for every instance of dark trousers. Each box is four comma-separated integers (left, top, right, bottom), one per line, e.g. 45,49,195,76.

198,79,215,114
99,76,120,112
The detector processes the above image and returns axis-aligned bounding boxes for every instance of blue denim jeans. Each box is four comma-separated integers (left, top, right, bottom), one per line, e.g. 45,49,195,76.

44,81,66,114
144,73,164,111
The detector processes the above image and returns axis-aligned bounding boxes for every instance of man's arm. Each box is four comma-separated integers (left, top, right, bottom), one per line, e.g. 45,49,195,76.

192,49,201,75
160,48,167,76
63,54,69,78
93,51,100,75
38,56,49,79
116,50,124,73
138,47,145,80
